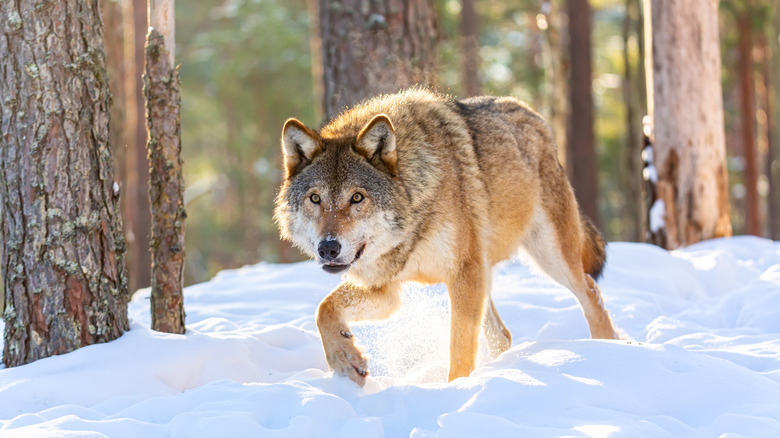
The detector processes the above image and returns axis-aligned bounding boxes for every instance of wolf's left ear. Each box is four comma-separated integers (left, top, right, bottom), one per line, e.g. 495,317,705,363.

355,114,398,177
282,118,321,178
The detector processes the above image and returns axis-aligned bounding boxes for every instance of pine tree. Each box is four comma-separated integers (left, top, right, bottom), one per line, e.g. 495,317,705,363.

1,0,129,366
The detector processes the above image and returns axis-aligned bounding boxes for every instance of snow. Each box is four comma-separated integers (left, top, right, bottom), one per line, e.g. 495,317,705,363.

642,165,658,184
649,199,666,233
2,236,780,437
642,146,658,185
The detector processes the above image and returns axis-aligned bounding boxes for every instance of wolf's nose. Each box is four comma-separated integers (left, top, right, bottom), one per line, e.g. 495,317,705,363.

318,240,341,261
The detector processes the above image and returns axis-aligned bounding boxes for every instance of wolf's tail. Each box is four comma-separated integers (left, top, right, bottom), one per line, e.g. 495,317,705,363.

581,214,606,281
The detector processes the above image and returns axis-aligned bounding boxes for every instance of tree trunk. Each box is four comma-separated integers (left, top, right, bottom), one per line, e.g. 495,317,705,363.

307,0,325,123
567,0,600,228
318,0,439,120
121,0,151,294
737,3,761,236
0,0,129,366
644,0,732,249
769,0,780,240
620,0,645,242
145,2,185,334
541,0,569,170
101,0,127,200
460,0,480,97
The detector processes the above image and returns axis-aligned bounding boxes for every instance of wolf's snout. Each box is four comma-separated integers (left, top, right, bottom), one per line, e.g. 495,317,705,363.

318,240,341,261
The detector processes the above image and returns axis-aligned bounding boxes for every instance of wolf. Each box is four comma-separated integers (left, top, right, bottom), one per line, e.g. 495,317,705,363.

274,88,619,386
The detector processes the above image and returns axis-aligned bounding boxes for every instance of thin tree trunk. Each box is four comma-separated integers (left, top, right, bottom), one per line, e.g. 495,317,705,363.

120,0,139,291
1,0,129,366
567,0,599,228
636,0,649,241
644,0,732,249
101,0,127,200
131,0,151,292
738,3,761,236
145,0,185,334
620,0,643,242
757,31,771,238
133,0,152,292
541,0,569,170
769,0,780,239
307,0,325,123
120,0,151,294
319,0,439,120
460,0,480,97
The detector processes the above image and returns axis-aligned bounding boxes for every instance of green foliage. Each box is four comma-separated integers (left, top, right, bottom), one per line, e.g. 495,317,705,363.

175,0,770,281
177,0,314,283
437,0,547,106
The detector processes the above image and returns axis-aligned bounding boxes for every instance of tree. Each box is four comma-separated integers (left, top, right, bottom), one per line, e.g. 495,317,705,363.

317,0,439,120
101,0,128,197
146,0,186,334
567,0,600,228
122,0,152,293
1,0,129,366
737,1,761,236
644,0,732,249
460,0,481,97
620,0,646,242
540,0,569,170
769,0,780,239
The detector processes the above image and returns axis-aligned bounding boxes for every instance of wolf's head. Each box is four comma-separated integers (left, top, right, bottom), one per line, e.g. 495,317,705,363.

274,114,405,275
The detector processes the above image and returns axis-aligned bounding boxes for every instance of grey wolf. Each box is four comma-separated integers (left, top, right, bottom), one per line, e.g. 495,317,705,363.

274,88,619,386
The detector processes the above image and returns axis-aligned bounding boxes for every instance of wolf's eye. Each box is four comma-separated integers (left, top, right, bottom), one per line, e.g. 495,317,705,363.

350,193,364,204
309,194,320,204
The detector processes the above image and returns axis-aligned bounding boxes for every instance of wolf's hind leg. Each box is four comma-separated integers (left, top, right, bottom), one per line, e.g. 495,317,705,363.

482,297,512,359
572,274,619,339
316,282,401,386
520,211,618,339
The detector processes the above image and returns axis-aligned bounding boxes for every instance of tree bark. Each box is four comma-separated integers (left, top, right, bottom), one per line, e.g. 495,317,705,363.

121,0,151,294
101,0,127,200
460,0,481,97
318,0,439,120
644,0,732,249
769,0,780,240
145,23,186,334
620,0,644,242
567,0,600,228
541,0,569,170
0,0,129,366
307,0,325,123
737,3,761,236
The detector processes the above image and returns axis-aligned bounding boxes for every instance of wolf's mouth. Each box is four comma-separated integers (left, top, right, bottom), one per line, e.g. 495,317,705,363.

321,244,365,274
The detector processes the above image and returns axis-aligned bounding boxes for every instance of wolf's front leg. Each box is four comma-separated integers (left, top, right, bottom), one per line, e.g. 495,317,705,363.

316,281,401,386
446,259,489,382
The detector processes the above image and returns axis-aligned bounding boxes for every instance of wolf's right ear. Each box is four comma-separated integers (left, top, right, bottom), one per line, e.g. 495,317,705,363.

281,118,321,178
355,114,398,177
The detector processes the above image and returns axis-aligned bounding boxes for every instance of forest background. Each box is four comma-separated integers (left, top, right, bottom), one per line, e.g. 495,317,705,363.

5,0,777,298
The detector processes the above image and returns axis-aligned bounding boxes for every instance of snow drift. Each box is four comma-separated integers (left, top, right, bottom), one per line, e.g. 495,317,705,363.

1,236,779,437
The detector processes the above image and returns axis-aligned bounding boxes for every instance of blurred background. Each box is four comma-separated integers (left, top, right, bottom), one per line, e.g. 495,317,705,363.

96,0,779,290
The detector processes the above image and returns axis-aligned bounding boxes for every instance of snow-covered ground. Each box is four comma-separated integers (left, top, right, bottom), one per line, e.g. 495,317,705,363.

2,236,780,437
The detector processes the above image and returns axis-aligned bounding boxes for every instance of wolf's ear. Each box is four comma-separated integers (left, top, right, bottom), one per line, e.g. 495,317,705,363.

355,114,398,177
281,118,321,178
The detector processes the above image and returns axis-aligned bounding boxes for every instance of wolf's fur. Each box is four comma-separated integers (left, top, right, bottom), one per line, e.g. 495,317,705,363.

274,89,618,386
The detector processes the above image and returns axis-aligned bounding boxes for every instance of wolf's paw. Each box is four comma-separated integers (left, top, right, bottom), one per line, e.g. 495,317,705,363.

324,335,369,387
